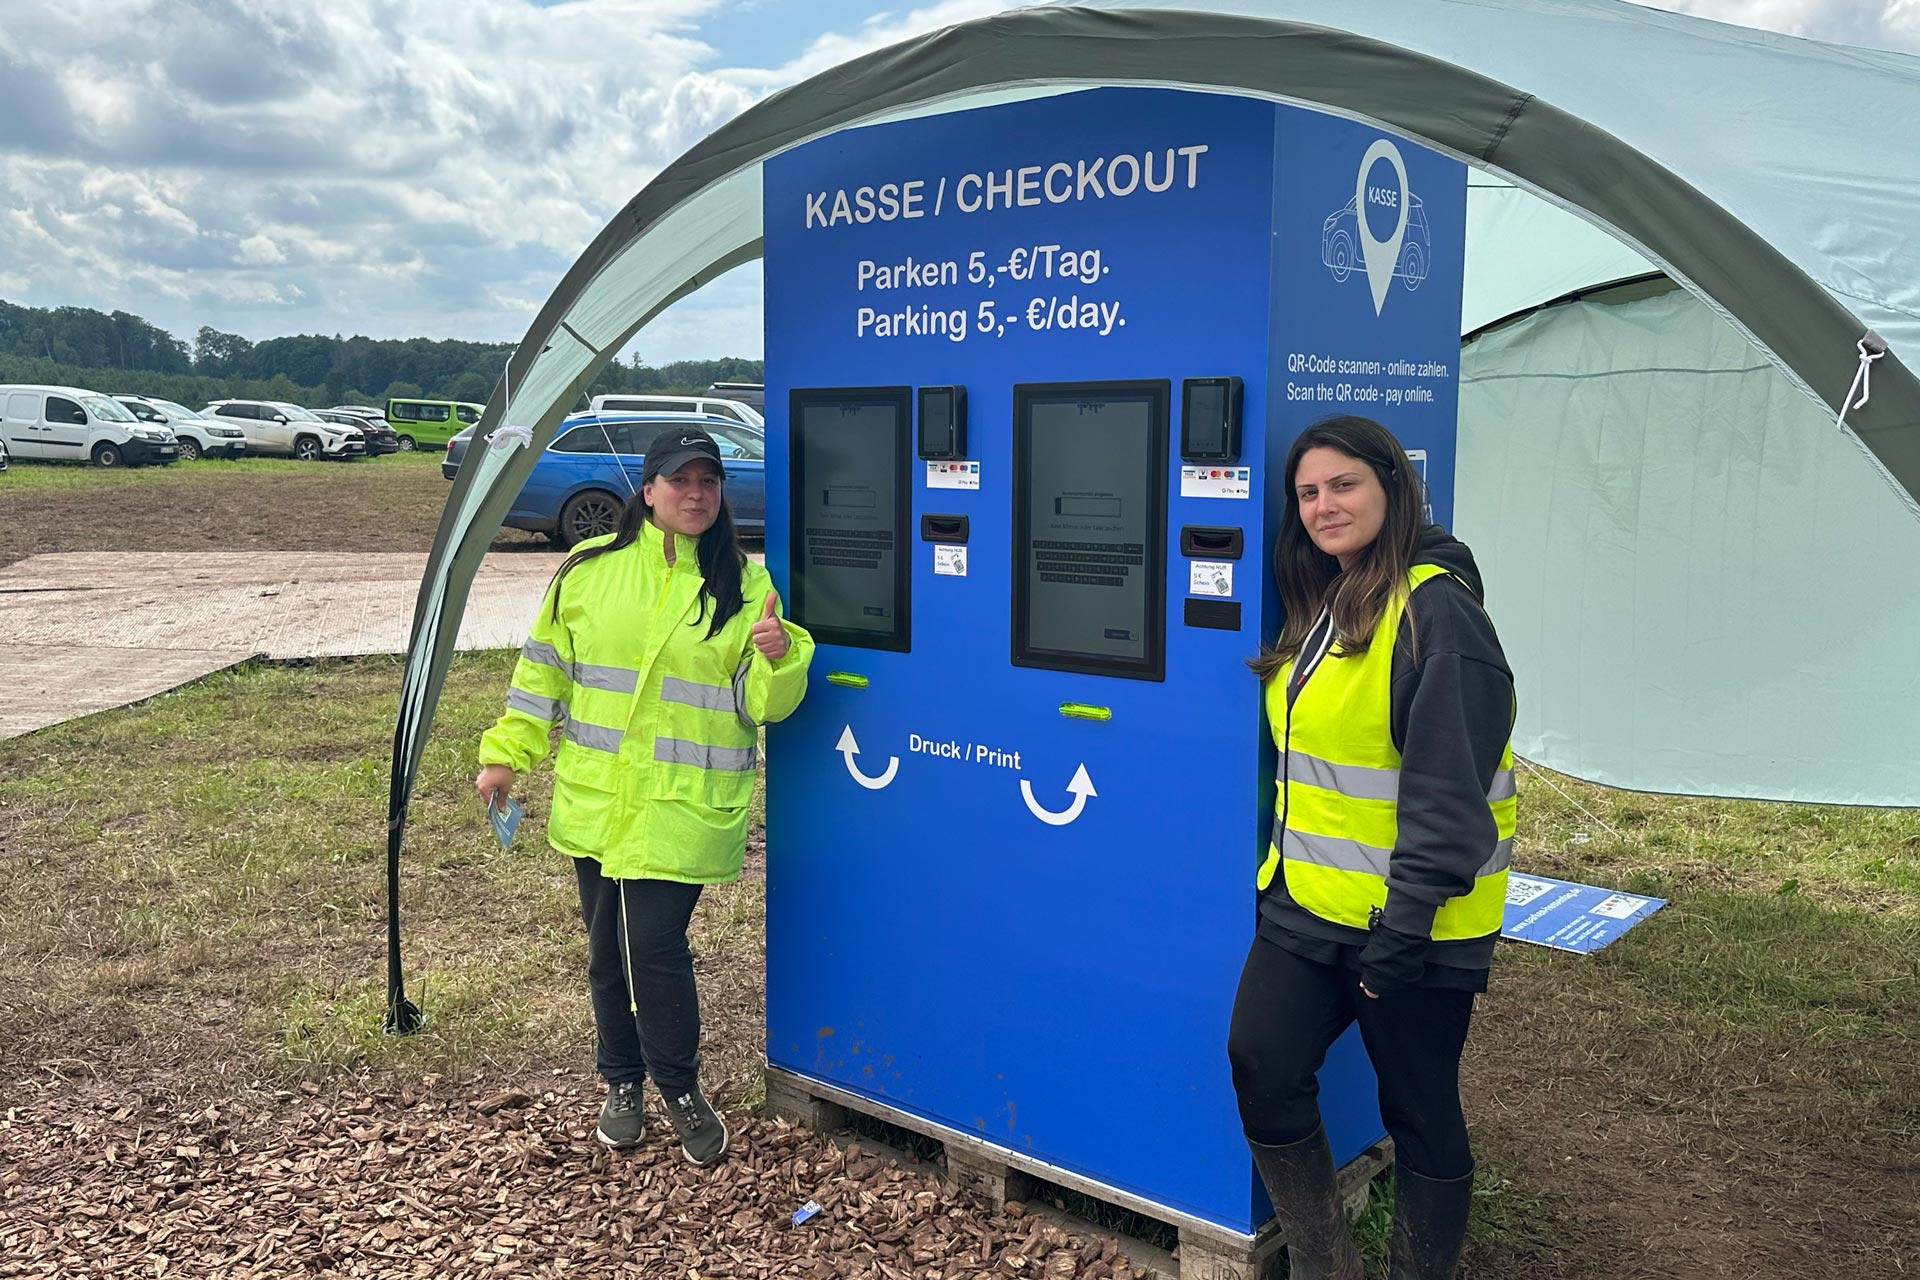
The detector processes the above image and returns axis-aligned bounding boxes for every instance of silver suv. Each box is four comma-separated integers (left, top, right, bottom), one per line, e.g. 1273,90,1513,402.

203,399,365,460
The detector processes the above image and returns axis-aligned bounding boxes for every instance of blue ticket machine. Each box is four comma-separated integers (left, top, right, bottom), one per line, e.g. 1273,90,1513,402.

763,88,1466,1236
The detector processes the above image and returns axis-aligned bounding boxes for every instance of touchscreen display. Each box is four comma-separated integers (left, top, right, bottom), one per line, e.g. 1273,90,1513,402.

919,388,952,458
1014,382,1167,679
1185,382,1226,456
791,388,910,650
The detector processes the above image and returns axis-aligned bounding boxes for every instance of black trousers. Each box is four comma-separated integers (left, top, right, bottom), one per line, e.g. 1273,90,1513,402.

574,858,704,1095
1227,933,1476,1180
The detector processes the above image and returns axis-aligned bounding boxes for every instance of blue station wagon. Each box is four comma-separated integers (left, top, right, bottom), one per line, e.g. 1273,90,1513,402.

443,412,766,547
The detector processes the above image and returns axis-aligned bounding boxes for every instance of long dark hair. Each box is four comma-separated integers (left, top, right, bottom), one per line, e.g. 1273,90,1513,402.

547,489,747,639
1249,415,1428,682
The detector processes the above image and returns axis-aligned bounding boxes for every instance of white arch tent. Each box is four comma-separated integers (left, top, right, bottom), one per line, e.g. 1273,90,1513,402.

380,0,1920,1026
1458,279,1920,808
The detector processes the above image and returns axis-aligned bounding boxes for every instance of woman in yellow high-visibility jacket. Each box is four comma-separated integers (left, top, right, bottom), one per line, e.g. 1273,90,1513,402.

1227,416,1515,1280
474,427,813,1167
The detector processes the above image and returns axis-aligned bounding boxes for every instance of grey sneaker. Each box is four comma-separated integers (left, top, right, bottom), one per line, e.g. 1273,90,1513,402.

595,1081,644,1149
661,1085,729,1165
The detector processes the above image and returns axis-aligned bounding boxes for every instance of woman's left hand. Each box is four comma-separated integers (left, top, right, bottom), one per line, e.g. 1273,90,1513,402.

751,591,789,661
1358,923,1428,996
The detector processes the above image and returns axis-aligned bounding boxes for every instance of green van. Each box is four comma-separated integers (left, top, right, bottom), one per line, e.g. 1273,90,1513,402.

385,398,484,451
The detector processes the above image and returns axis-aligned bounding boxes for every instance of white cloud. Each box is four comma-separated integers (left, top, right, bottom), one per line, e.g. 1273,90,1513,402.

719,0,1024,89
235,235,286,266
1634,0,1920,51
0,0,761,358
0,0,1912,368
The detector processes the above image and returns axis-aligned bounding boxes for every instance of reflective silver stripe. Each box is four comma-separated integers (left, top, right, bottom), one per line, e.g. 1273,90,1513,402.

518,639,635,693
574,661,639,694
653,736,757,772
1274,819,1514,882
660,676,735,711
1477,838,1515,877
521,639,568,672
564,719,624,753
505,688,566,722
1281,826,1393,878
1487,769,1517,803
1287,750,1399,802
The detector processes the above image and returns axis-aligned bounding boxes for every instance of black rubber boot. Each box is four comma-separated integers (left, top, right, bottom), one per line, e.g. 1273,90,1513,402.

1388,1164,1475,1280
1248,1128,1365,1280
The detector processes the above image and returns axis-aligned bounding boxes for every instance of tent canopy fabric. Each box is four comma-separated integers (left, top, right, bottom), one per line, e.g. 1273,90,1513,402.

1459,281,1920,807
384,0,1920,1023
1463,176,1660,337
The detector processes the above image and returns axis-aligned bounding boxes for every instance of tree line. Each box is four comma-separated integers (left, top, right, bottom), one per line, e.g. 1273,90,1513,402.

0,299,762,410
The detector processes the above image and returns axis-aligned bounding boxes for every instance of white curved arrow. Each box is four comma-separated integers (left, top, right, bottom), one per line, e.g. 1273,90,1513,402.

836,725,899,790
1020,763,1097,826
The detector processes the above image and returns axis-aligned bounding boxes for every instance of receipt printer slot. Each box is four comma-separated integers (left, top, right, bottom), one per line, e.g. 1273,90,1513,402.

1180,525,1244,560
921,513,969,543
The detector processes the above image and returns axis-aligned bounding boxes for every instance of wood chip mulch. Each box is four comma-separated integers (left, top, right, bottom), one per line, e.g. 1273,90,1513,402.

0,1076,1153,1280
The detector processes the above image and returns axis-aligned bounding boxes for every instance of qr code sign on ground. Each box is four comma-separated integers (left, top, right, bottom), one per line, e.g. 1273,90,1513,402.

1505,875,1555,907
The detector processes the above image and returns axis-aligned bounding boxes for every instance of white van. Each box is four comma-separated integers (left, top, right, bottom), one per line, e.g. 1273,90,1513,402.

587,393,764,428
0,384,177,467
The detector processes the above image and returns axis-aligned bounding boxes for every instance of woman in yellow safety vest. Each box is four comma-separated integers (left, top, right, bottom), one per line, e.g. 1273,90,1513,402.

1227,416,1515,1280
474,426,813,1167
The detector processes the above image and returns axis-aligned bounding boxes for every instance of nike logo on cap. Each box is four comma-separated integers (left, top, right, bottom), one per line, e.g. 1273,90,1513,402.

680,436,700,445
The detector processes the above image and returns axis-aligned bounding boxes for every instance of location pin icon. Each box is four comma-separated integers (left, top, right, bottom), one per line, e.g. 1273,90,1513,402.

1355,139,1410,316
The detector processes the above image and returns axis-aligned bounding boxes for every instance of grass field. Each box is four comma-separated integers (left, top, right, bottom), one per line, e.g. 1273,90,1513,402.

0,650,770,1108
0,446,445,491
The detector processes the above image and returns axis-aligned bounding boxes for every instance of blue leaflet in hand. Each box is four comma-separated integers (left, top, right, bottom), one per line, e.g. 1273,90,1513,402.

487,794,523,849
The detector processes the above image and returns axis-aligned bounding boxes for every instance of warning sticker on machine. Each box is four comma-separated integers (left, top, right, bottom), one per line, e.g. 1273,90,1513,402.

1180,466,1250,499
1188,560,1233,597
934,545,968,577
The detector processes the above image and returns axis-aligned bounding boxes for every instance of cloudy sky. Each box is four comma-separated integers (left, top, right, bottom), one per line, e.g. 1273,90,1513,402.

0,0,1913,364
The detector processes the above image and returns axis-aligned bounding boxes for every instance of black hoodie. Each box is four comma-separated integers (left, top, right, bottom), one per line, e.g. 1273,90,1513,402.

1258,525,1514,987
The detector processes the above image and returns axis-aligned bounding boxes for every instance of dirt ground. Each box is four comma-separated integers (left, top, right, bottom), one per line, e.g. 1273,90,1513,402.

3,463,1914,1278
0,457,547,571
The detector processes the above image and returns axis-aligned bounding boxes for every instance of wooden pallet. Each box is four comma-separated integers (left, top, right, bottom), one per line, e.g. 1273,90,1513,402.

765,1065,1392,1280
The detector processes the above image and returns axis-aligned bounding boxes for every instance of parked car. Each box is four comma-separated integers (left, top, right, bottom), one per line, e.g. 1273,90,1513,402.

324,405,388,429
386,398,483,452
317,409,399,455
442,412,765,546
704,381,765,412
586,393,764,428
203,399,365,460
0,383,176,466
114,395,247,460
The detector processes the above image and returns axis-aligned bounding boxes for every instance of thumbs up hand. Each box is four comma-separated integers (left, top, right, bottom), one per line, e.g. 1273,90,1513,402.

750,591,789,661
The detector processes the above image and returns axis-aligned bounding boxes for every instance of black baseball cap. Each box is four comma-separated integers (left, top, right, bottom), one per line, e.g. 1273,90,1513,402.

642,426,724,484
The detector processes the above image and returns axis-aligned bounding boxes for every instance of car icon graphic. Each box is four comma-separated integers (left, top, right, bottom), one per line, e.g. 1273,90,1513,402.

1320,193,1432,291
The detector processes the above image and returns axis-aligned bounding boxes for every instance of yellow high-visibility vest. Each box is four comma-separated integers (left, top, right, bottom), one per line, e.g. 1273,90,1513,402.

480,520,813,883
1255,564,1515,940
